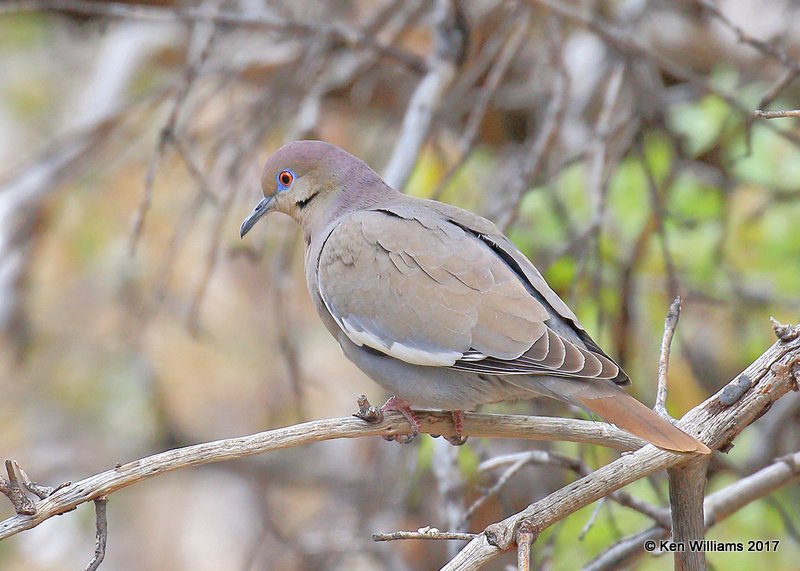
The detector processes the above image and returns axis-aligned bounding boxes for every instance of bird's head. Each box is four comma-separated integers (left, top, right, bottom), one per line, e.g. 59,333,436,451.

240,140,394,239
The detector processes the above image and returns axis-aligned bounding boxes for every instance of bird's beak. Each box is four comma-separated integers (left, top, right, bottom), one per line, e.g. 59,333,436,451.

240,196,275,238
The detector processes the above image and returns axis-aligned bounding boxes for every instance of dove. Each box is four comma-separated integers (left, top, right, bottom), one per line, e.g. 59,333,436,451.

240,140,709,454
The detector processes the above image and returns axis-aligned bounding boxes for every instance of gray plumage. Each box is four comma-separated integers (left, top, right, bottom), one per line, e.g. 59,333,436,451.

240,140,709,454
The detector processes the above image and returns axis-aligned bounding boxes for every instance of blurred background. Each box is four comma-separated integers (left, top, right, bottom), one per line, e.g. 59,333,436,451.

1,0,799,569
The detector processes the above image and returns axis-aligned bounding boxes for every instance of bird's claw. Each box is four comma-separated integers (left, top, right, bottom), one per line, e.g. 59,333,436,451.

380,395,421,444
445,410,468,445
354,395,420,443
383,432,418,444
444,434,468,446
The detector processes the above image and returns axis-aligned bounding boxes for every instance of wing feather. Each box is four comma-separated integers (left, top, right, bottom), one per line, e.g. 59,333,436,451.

317,208,620,380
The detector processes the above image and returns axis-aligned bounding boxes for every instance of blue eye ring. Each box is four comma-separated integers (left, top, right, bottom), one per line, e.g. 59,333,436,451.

277,169,295,190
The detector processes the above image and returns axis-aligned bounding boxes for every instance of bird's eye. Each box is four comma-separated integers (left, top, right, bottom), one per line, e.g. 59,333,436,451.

278,170,294,188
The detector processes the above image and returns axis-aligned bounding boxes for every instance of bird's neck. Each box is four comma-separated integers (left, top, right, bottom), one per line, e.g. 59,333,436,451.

300,178,400,239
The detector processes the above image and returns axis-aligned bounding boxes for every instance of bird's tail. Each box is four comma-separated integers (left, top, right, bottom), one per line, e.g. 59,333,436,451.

510,377,710,454
573,389,710,454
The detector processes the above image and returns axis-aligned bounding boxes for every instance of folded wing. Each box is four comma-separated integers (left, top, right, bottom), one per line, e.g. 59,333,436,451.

317,208,618,381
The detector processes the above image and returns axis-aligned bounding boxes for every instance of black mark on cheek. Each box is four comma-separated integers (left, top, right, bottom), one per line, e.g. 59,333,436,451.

296,192,318,209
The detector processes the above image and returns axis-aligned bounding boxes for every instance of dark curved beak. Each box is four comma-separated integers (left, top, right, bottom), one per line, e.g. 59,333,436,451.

240,196,275,238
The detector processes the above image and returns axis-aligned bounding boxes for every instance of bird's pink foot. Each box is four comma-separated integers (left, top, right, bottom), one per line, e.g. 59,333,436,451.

381,395,420,444
445,410,468,446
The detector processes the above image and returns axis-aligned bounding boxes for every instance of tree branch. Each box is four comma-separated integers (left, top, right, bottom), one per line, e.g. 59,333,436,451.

754,109,800,119
373,528,477,542
383,0,462,190
84,497,108,571
0,410,642,540
655,296,681,418
442,321,800,570
586,450,800,571
1,0,425,74
667,458,708,571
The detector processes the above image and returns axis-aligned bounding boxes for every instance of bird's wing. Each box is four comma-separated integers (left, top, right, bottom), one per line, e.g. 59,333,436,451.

417,198,629,384
316,207,618,379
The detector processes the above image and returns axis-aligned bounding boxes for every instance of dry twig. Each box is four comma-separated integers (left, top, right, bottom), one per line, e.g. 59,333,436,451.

754,109,800,119
0,410,645,540
383,0,462,190
373,528,477,542
655,297,682,418
84,497,108,571
2,0,425,73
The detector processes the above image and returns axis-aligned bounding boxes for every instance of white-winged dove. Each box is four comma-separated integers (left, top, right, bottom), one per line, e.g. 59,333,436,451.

240,140,709,454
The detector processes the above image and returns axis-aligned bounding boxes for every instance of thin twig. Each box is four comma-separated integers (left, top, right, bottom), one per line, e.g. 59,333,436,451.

128,3,219,254
578,498,606,540
286,0,423,141
757,69,800,111
754,109,800,119
473,451,672,529
464,454,531,524
638,139,681,297
373,528,477,542
495,108,564,229
457,11,527,154
84,497,108,571
383,0,461,190
495,19,567,231
432,438,468,558
186,118,267,334
516,525,535,571
2,0,425,73
0,461,35,516
15,461,70,500
696,0,800,71
655,297,682,419
526,0,800,150
584,62,627,332
431,8,530,200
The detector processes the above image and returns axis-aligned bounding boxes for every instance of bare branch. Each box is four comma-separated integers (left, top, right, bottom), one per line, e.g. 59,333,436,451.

696,0,800,71
0,411,643,540
655,297,682,419
14,461,70,500
754,109,800,119
526,0,800,150
2,0,425,74
129,4,219,254
578,498,606,540
516,524,535,571
457,11,529,155
373,528,477,542
474,451,672,530
705,451,800,526
432,7,530,200
494,40,568,230
587,450,800,570
442,322,800,570
84,497,108,571
432,438,467,558
667,459,708,571
0,461,35,516
383,0,461,190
